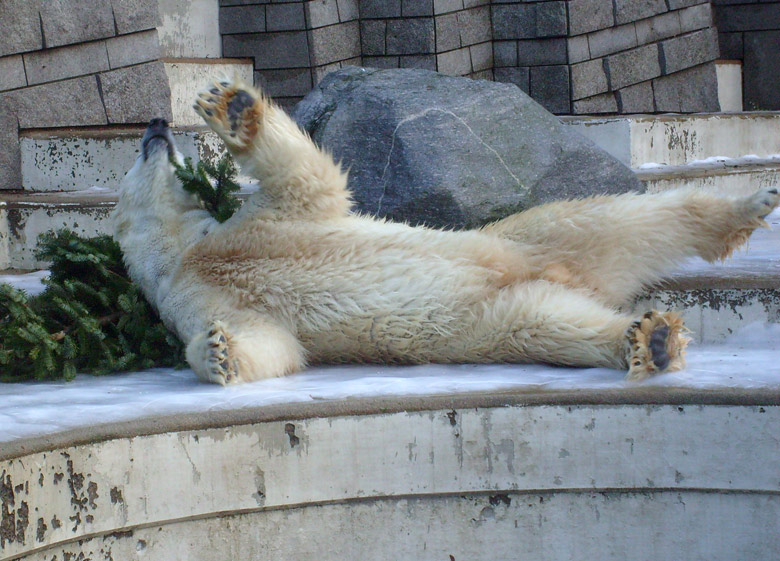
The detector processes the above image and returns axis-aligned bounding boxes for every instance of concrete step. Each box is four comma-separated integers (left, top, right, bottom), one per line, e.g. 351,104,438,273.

637,156,780,195
563,112,780,168
20,126,240,193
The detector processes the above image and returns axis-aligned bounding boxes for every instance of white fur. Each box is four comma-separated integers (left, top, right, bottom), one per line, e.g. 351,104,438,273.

112,79,780,385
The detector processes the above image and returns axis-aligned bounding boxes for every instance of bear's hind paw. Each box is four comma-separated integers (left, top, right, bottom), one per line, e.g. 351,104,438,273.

187,320,242,386
193,79,262,152
625,311,689,382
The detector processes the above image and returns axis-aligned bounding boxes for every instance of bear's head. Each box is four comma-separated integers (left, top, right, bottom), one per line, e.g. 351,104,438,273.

117,118,192,212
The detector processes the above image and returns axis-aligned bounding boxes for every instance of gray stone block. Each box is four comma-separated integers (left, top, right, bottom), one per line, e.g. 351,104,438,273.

386,19,435,55
463,0,488,7
493,41,517,67
338,0,360,21
715,5,780,32
653,62,719,112
309,21,361,65
360,20,387,56
360,0,402,18
744,30,780,110
223,32,310,69
24,41,111,86
9,75,107,128
660,28,719,75
568,0,615,36
494,67,530,92
437,47,472,75
0,56,27,92
0,102,21,190
100,62,173,124
492,4,535,40
571,58,609,100
292,67,641,228
718,32,743,60
469,68,492,80
529,64,570,114
255,67,313,97
587,23,638,59
220,5,267,34
469,41,492,72
362,56,401,69
402,0,434,17
400,54,437,70
606,43,661,90
617,81,654,113
458,6,492,46
679,3,712,33
536,1,567,37
572,92,618,114
40,0,116,49
436,13,461,52
266,3,306,31
0,0,43,57
568,35,590,64
635,11,681,45
313,61,343,82
106,29,161,69
517,38,567,66
433,0,464,15
306,0,339,28
220,0,271,5
111,0,162,34
668,0,707,9
614,0,667,26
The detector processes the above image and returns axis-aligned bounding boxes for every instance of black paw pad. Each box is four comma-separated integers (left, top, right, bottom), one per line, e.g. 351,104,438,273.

648,325,670,371
227,90,255,130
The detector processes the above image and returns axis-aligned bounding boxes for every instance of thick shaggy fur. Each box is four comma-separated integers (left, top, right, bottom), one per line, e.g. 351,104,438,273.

113,79,780,385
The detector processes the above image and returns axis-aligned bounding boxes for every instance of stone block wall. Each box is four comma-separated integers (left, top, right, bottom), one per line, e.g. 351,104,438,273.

0,0,172,189
221,0,361,110
567,0,720,114
491,1,569,113
359,0,493,78
713,0,780,110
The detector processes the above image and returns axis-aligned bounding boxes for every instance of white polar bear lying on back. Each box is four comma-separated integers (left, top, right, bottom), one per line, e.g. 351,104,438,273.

113,78,780,385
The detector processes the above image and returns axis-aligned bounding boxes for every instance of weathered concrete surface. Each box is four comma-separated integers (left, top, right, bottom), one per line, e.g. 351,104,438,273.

158,0,221,58
20,127,231,192
564,113,780,168
2,401,779,560
293,67,642,229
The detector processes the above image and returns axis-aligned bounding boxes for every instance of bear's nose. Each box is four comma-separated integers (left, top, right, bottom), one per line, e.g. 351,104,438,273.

148,118,169,130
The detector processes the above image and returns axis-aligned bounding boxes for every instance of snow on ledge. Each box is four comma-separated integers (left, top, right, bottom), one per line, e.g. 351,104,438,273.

1,322,779,445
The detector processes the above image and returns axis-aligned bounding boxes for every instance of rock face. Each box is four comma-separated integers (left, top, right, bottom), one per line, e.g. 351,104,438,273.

293,66,643,229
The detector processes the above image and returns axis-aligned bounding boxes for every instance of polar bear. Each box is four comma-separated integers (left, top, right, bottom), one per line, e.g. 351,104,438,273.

113,78,780,385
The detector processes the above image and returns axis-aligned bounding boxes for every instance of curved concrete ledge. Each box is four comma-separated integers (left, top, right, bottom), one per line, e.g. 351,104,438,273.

2,390,779,560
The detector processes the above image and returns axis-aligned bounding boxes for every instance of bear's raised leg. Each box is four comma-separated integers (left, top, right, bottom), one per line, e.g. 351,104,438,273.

185,319,305,385
483,187,780,307
193,78,351,220
484,281,688,379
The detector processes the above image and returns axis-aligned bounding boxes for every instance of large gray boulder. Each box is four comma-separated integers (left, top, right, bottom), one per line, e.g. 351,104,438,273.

293,67,643,229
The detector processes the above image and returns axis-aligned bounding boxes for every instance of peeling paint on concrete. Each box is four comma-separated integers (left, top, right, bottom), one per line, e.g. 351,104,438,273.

2,406,780,559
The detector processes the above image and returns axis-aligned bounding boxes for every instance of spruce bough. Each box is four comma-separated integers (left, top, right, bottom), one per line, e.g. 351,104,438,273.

0,154,241,382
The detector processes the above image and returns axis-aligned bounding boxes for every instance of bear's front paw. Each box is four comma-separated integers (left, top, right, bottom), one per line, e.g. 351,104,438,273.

193,79,262,153
625,311,689,381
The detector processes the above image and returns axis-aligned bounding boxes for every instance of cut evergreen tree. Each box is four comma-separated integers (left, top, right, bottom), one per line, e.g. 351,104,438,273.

0,154,241,382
